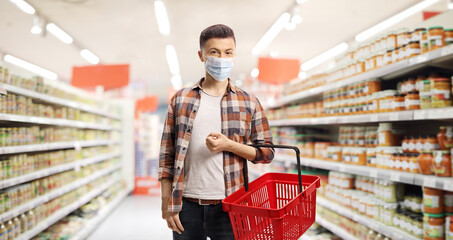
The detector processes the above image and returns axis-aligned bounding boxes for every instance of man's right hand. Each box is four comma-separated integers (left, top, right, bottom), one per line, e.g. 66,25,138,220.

163,210,184,234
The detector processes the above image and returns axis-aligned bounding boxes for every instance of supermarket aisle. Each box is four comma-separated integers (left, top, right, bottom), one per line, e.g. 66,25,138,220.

89,195,172,240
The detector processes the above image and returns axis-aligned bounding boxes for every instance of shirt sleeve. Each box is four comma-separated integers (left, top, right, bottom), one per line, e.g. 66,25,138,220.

158,94,177,181
250,97,274,164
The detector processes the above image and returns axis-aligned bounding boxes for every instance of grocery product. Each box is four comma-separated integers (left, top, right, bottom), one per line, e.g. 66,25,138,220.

424,187,444,214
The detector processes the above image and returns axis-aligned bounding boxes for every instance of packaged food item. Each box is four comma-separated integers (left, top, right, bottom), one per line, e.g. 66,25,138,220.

424,187,444,214
445,29,453,46
19,214,27,234
6,220,14,240
419,151,434,175
424,213,445,240
421,31,430,53
392,94,405,111
12,218,20,238
420,79,432,109
405,91,421,110
432,150,451,177
378,123,401,147
431,77,452,108
428,26,445,50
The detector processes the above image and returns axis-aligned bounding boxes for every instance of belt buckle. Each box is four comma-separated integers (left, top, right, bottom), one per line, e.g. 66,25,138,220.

198,199,209,206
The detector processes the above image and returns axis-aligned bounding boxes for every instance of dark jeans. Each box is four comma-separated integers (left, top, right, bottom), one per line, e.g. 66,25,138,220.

173,199,235,240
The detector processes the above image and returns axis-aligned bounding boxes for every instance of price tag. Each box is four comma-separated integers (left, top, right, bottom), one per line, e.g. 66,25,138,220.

339,165,346,172
389,112,399,121
423,177,437,188
441,45,453,56
390,172,400,182
371,114,379,122
74,142,82,151
444,180,453,191
369,169,378,178
414,110,427,120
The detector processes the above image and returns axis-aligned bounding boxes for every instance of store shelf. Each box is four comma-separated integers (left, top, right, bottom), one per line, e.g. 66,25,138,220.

270,108,453,126
0,139,119,155
268,45,453,109
18,177,121,240
315,216,359,240
69,189,129,240
317,197,420,240
277,154,453,191
0,152,120,190
0,113,118,130
2,83,121,120
0,164,121,223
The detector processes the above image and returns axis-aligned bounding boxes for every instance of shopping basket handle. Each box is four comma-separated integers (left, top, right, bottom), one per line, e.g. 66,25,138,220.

245,144,302,194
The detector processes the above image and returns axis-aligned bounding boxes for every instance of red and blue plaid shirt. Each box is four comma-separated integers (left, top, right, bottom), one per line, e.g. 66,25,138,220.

158,78,274,212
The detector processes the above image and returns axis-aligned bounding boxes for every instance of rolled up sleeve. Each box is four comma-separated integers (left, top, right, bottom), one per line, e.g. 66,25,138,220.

250,98,274,164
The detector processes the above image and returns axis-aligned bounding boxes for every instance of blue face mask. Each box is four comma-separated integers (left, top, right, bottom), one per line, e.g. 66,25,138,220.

205,56,234,81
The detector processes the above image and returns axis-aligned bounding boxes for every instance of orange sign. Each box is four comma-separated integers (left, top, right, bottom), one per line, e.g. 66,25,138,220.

135,96,159,118
257,57,300,84
133,176,160,196
71,64,130,90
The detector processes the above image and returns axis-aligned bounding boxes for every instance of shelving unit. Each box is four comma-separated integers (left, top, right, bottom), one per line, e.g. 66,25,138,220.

18,176,122,240
0,113,119,130
315,216,359,240
69,189,129,240
270,107,453,126
2,83,121,120
268,45,453,109
275,154,453,191
0,152,120,189
0,139,119,155
0,164,120,223
317,197,420,240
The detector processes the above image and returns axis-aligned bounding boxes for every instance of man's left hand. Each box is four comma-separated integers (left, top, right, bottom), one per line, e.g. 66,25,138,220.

206,132,231,153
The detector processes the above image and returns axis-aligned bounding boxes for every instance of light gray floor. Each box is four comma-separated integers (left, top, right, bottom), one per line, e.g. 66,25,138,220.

89,195,172,240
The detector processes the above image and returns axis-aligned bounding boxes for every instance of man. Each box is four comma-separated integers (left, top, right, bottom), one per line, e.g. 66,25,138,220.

159,24,274,240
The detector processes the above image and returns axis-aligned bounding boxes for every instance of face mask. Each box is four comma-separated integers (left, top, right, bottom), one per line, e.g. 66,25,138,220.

204,56,234,81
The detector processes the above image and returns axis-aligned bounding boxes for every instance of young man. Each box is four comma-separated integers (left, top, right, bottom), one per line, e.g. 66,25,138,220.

159,24,274,240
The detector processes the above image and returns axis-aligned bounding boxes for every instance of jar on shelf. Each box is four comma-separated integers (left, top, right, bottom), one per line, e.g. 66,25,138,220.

416,74,428,92
392,94,406,111
432,150,451,177
424,135,440,152
424,213,445,240
424,187,444,214
413,28,427,42
392,47,401,63
410,153,420,174
445,191,453,214
378,123,399,146
385,49,393,65
428,26,445,51
402,136,410,153
431,77,452,108
445,29,453,46
327,146,342,162
351,147,367,165
407,41,421,58
405,91,421,110
367,148,377,167
417,136,426,153
419,151,434,175
421,31,430,54
401,44,409,60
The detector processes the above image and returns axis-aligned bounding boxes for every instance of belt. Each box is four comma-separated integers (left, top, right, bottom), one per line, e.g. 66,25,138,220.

183,197,222,205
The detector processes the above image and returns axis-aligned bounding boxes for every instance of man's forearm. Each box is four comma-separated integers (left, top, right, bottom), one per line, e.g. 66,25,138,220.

161,178,172,199
227,140,256,161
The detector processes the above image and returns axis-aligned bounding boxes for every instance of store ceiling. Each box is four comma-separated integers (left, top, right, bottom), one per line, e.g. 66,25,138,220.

0,0,449,102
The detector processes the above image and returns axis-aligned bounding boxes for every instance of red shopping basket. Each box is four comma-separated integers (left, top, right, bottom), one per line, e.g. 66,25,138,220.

222,144,320,240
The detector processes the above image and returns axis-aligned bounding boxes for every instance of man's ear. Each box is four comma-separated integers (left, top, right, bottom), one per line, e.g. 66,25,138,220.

198,51,204,62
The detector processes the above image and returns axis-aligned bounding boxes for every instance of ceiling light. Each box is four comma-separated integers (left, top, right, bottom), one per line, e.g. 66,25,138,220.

355,0,440,42
80,49,100,64
251,68,259,78
301,42,348,71
296,0,309,4
448,0,453,9
166,45,180,75
4,54,57,80
171,75,182,90
298,71,307,80
291,15,303,24
9,0,35,14
252,12,291,56
31,15,43,35
46,23,73,44
154,0,171,36
285,21,296,31
269,51,279,57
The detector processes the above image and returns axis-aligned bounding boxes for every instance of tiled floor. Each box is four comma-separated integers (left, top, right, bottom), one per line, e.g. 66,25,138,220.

89,195,172,240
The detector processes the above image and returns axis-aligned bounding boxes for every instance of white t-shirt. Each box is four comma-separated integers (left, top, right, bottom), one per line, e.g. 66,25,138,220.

182,90,226,199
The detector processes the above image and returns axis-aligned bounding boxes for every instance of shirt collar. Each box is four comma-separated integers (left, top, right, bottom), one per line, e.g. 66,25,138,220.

192,77,237,94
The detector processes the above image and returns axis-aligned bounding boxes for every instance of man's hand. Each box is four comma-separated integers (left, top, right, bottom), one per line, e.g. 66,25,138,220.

161,198,184,234
206,132,231,153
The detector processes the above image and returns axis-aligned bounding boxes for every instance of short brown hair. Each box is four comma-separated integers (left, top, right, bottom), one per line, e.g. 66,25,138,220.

199,24,236,49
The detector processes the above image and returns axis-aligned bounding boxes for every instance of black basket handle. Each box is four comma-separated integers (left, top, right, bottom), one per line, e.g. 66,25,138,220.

245,144,302,193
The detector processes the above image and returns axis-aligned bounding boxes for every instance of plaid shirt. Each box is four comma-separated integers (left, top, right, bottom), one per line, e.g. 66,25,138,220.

158,78,274,212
